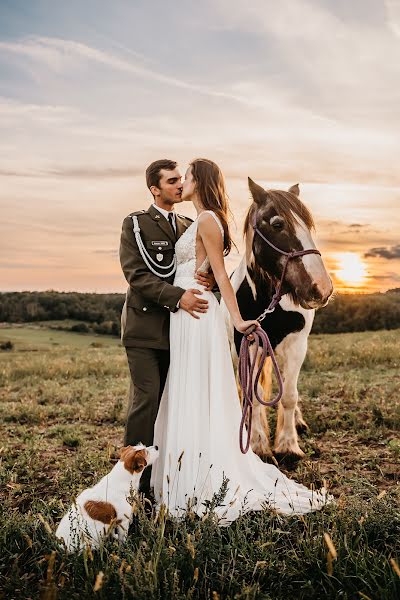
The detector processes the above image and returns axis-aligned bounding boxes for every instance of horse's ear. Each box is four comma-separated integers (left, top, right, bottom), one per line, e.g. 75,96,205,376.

288,183,300,197
248,177,268,205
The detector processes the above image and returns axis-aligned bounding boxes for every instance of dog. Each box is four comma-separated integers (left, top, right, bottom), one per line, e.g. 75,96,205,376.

55,443,159,552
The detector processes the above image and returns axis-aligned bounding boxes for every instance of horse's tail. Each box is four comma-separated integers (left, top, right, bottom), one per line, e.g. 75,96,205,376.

236,351,272,407
259,355,272,403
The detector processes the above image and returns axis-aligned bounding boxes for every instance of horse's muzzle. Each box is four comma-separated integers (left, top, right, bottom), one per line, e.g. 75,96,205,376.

296,282,334,309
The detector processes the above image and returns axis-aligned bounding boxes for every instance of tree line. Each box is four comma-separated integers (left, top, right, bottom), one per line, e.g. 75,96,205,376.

311,288,400,333
0,289,399,336
0,292,122,336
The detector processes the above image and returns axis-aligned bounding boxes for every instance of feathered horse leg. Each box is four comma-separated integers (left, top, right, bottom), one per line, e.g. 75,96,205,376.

274,334,308,461
248,350,272,460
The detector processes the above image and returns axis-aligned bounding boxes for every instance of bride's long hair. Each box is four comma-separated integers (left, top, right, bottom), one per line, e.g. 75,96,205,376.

190,158,234,256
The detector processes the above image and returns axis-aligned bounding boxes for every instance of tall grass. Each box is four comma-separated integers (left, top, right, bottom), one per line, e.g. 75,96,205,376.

0,487,399,599
0,328,399,599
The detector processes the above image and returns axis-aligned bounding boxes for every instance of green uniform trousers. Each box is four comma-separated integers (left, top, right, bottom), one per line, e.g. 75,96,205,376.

124,346,170,493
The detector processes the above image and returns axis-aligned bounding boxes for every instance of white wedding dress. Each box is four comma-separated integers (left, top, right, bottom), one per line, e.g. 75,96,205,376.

151,211,331,523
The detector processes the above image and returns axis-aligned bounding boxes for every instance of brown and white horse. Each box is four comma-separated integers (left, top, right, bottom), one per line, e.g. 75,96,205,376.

223,178,333,461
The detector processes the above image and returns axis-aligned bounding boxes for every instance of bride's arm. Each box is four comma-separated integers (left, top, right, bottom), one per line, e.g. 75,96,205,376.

197,213,259,334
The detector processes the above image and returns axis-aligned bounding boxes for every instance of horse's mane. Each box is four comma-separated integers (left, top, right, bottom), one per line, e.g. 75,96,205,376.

243,189,315,238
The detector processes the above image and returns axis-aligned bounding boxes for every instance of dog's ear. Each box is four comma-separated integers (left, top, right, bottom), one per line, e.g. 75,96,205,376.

120,446,130,461
132,450,148,472
121,447,148,474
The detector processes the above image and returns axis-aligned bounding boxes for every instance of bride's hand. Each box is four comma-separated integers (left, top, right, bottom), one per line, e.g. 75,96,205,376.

235,320,260,337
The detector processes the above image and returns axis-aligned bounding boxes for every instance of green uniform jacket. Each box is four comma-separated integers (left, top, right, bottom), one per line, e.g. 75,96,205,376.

119,204,193,349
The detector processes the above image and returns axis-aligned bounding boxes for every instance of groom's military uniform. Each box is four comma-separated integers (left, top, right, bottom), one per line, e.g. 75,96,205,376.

119,204,192,491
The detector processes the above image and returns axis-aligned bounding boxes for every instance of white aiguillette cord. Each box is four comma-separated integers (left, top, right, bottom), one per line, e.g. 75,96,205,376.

131,215,177,278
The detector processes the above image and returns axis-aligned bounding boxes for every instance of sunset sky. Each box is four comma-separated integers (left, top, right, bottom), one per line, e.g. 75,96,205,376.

1,0,399,294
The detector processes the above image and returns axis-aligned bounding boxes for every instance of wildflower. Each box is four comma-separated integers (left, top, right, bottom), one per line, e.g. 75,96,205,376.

93,571,104,592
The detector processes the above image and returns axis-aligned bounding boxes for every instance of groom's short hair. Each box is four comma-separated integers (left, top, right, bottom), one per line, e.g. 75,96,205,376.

146,159,177,191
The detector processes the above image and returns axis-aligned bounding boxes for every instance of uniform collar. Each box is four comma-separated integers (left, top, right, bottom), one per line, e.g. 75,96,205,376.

152,203,175,221
148,204,176,243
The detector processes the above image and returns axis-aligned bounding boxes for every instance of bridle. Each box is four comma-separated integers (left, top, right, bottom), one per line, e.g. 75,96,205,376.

251,212,322,318
237,211,322,454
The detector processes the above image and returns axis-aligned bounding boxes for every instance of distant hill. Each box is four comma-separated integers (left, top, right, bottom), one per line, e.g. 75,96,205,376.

0,289,399,335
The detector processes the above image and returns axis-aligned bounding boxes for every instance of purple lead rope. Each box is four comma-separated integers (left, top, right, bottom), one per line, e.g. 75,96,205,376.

238,326,283,453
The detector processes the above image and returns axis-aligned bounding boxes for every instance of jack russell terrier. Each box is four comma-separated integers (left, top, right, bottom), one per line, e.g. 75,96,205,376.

56,444,159,552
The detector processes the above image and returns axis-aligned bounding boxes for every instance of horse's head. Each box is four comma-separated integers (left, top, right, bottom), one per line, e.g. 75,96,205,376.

245,178,333,309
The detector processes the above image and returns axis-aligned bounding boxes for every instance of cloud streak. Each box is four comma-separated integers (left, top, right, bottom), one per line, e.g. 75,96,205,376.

0,36,271,109
365,244,400,259
0,166,141,179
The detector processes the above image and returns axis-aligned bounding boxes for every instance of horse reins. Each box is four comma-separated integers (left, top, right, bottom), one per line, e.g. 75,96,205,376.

238,214,321,454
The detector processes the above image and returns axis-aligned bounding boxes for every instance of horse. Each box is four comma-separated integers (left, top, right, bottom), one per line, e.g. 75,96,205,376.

223,178,333,462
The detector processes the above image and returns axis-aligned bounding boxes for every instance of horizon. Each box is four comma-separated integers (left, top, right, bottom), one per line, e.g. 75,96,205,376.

1,287,399,296
1,1,399,294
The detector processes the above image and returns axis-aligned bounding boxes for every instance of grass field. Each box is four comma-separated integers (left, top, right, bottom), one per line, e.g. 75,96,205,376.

0,326,399,599
0,324,119,349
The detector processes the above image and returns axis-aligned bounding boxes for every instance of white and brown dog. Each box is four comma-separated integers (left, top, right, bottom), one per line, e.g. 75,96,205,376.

56,444,159,552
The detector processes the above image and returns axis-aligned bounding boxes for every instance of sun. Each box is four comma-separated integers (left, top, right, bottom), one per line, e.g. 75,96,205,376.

333,252,367,287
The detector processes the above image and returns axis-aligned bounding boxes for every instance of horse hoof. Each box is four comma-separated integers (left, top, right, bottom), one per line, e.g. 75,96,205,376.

273,451,304,469
252,446,272,462
273,454,300,470
255,452,273,463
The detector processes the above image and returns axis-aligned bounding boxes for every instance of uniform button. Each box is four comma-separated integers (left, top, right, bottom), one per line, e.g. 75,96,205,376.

142,307,147,312
158,247,162,250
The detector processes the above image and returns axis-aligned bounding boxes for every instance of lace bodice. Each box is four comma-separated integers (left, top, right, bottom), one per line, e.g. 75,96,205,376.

175,211,224,280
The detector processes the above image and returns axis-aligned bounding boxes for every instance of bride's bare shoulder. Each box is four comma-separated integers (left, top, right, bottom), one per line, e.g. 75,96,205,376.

197,211,223,240
198,210,221,226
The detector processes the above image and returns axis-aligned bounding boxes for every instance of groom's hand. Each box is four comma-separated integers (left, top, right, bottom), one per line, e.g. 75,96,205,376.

195,270,216,291
179,289,209,319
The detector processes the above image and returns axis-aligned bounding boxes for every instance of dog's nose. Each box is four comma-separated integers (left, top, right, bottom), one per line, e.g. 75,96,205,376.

154,445,158,451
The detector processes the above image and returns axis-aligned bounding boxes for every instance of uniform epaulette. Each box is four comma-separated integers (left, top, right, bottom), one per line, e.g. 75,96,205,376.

178,214,193,221
128,209,147,217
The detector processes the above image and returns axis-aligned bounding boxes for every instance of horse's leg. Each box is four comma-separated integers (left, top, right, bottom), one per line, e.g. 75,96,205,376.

273,334,307,460
295,404,308,433
250,353,272,459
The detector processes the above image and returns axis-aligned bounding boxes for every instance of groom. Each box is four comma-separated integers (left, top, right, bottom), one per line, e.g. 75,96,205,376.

119,159,214,494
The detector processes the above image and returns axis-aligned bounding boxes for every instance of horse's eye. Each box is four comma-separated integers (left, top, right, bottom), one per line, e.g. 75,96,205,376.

270,217,284,230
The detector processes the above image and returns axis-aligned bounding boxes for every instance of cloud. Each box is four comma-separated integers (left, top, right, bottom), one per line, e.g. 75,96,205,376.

0,96,78,124
1,23,400,187
93,249,118,256
1,219,116,238
0,166,141,179
211,0,338,38
0,262,44,270
212,0,400,128
369,273,400,281
364,244,400,259
0,36,267,109
385,0,400,36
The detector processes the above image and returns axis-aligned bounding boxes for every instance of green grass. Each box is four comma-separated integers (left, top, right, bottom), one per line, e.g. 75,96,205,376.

0,326,399,599
0,324,119,350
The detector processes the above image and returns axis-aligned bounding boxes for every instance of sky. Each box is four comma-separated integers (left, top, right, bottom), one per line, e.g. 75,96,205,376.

0,0,399,294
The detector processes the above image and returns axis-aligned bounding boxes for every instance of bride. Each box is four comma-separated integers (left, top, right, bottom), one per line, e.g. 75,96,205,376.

151,158,331,522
